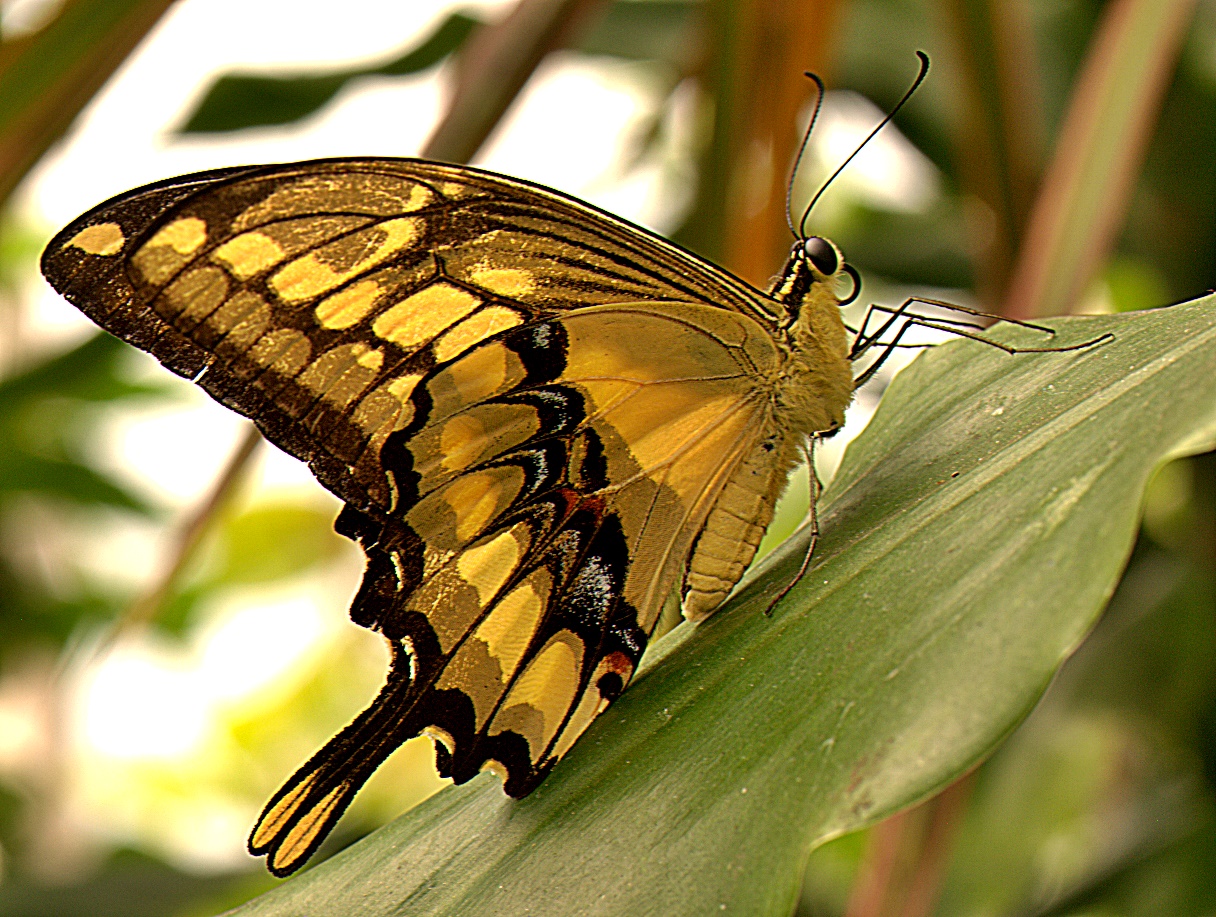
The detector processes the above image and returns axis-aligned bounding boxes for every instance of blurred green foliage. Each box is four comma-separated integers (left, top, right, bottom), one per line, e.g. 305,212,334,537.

155,503,346,638
1,0,1214,914
0,331,164,653
177,12,482,133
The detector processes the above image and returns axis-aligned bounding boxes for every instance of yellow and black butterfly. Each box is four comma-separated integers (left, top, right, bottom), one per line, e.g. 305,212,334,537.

41,154,863,874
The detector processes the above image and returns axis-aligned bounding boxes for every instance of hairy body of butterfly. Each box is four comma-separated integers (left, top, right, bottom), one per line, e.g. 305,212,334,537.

41,158,855,876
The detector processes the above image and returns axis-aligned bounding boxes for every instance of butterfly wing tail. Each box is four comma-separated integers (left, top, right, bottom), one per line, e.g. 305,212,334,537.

248,646,415,877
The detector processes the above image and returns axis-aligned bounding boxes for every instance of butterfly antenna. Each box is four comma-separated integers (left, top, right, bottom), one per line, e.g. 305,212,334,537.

798,50,931,238
786,71,827,239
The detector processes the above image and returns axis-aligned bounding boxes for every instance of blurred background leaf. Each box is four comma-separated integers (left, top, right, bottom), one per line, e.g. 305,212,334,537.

177,11,483,134
0,333,169,653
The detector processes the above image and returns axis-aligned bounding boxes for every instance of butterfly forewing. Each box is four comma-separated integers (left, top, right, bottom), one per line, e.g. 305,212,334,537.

43,159,779,511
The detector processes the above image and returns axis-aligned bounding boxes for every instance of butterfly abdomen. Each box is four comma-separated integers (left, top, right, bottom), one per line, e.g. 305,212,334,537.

672,238,856,624
681,432,799,621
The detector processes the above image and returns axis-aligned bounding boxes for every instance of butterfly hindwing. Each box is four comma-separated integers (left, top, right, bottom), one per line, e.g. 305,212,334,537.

340,300,777,759
243,297,777,874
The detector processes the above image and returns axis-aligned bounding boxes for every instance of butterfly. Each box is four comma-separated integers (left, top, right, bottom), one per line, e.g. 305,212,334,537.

40,156,964,876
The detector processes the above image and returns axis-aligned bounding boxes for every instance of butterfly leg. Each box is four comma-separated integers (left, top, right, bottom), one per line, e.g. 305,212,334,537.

861,303,1110,358
851,310,924,387
764,437,822,616
850,297,1112,389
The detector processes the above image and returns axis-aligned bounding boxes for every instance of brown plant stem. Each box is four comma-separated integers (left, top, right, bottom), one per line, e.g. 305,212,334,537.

845,772,976,917
424,0,611,164
1002,0,1197,320
0,0,177,208
717,0,843,288
936,0,1044,310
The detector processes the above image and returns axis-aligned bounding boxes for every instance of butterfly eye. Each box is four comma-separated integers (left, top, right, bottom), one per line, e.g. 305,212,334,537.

803,236,839,276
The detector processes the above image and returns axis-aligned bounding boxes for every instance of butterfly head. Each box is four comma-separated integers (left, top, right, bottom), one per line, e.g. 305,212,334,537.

772,235,855,327
801,236,841,277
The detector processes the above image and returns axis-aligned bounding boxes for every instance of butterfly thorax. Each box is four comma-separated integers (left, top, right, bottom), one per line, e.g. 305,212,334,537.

768,238,854,438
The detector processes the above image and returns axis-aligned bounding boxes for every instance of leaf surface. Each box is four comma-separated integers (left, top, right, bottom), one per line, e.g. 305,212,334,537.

226,298,1216,917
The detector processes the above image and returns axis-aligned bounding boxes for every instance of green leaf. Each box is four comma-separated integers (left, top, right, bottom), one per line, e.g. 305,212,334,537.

228,298,1216,916
419,0,613,165
935,0,1045,304
177,12,481,134
0,332,162,410
152,503,345,638
0,333,170,513
934,543,1216,915
577,0,696,64
0,451,149,511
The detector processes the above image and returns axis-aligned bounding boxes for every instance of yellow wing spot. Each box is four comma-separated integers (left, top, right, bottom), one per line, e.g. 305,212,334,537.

356,348,383,370
436,467,525,543
474,576,547,680
387,374,421,400
232,175,433,232
455,529,522,607
470,266,535,298
352,372,422,438
438,412,488,474
212,231,285,280
315,280,380,330
250,328,312,376
372,282,480,349
133,218,210,284
298,342,384,410
406,404,537,494
493,631,584,753
147,217,208,255
423,724,456,755
400,182,433,211
481,759,509,781
160,266,228,326
250,776,315,848
272,257,338,304
436,574,550,727
433,306,523,363
551,685,607,762
209,291,270,354
551,653,633,760
270,217,420,303
67,223,124,256
438,342,513,409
